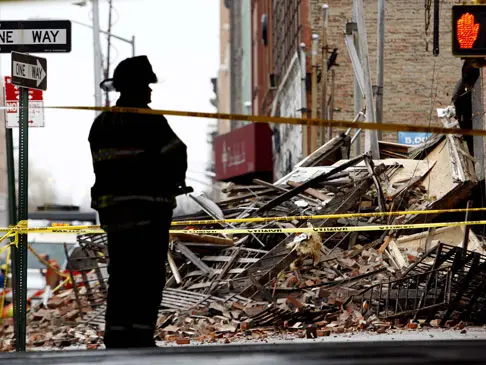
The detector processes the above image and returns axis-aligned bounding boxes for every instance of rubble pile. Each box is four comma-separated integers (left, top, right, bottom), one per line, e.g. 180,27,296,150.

0,288,104,351
154,109,485,341
6,108,486,349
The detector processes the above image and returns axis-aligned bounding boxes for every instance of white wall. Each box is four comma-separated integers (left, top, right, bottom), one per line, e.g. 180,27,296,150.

273,52,304,180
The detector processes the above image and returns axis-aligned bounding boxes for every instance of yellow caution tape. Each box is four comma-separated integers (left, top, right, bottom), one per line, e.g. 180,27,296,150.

171,207,486,226
42,105,486,137
27,245,70,279
52,277,71,294
169,220,486,234
0,243,13,257
0,221,103,234
0,206,482,233
0,244,11,324
0,230,17,245
0,219,484,235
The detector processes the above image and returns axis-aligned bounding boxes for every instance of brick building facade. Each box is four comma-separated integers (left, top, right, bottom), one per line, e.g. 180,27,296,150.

251,0,274,117
251,0,315,178
308,0,463,137
218,0,467,182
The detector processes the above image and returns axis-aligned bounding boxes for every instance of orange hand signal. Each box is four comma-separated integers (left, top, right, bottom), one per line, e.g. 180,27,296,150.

457,12,480,49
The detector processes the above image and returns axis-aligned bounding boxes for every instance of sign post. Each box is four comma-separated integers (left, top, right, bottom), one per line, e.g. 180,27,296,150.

10,51,47,352
3,20,67,351
14,85,29,352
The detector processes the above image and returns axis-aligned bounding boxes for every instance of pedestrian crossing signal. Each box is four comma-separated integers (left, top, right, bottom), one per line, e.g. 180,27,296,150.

452,5,486,57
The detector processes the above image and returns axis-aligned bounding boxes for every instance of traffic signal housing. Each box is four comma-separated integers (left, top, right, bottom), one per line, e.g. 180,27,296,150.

452,5,486,57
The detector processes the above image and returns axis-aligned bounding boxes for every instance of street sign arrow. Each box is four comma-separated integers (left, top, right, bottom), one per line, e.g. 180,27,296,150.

12,59,46,88
11,52,47,91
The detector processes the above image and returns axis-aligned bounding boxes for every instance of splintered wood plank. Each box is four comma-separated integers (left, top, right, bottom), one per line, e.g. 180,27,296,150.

396,226,486,256
333,158,436,186
421,140,456,201
286,181,333,201
186,268,245,277
170,233,234,246
201,256,260,264
216,188,276,205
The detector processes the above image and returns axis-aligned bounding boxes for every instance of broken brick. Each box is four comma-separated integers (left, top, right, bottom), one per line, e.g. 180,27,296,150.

317,329,331,337
32,309,50,321
63,310,79,321
455,321,465,330
286,296,302,310
376,326,387,334
176,338,190,345
429,319,440,328
407,322,418,330
445,320,458,328
231,302,245,311
47,297,65,309
394,318,407,328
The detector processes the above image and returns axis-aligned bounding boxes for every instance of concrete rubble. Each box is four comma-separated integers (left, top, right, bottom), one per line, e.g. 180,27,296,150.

4,108,486,350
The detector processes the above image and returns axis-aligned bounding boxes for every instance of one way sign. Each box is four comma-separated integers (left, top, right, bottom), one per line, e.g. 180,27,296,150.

0,20,71,53
11,52,47,91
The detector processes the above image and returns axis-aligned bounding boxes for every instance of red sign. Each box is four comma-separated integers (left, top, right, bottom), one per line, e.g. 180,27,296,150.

5,76,43,101
214,123,273,181
4,76,45,127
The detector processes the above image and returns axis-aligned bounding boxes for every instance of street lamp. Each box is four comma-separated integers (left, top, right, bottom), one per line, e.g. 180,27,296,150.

73,0,135,110
72,0,102,113
30,6,136,112
91,0,102,114
69,19,136,57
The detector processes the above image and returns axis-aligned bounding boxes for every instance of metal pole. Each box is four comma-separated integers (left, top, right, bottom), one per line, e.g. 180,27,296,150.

132,35,136,57
433,0,439,56
92,0,103,115
104,0,113,107
356,0,380,159
462,200,472,253
14,86,29,352
321,4,329,144
300,43,309,158
376,0,385,140
6,128,16,227
330,69,335,122
5,96,18,353
2,79,16,227
353,0,362,156
311,34,319,154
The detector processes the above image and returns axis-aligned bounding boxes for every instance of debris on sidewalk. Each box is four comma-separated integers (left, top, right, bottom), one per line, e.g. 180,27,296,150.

7,107,486,350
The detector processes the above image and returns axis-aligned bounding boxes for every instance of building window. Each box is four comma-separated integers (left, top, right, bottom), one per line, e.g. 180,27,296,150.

272,0,301,83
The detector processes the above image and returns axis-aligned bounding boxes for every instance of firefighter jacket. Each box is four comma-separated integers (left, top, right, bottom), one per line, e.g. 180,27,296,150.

88,100,188,210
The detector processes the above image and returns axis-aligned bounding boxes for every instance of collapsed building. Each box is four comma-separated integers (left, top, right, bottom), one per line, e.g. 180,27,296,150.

7,105,486,350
